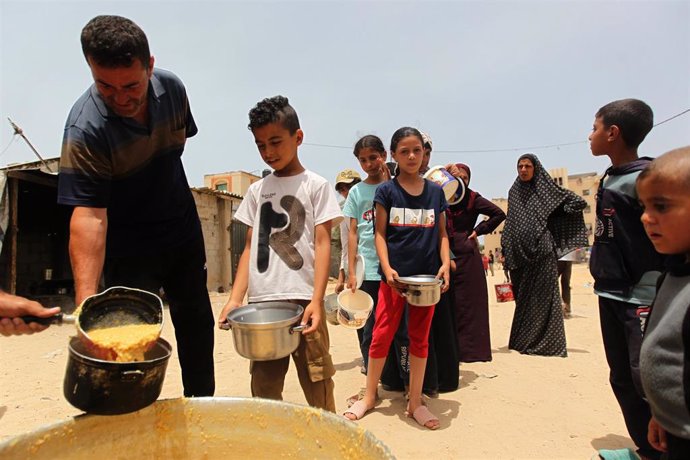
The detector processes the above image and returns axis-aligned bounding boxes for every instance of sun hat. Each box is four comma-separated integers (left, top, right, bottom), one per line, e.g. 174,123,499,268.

335,169,361,190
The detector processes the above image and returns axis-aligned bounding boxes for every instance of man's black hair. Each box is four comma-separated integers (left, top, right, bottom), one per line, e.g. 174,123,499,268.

81,15,150,68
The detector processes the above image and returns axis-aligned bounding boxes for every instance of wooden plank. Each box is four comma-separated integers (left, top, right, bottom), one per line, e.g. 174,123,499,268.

6,170,58,188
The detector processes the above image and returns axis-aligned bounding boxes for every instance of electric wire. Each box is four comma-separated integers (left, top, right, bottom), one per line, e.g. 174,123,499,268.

302,108,690,154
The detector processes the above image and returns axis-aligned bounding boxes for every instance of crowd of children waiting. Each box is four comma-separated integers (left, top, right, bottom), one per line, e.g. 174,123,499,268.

216,94,689,458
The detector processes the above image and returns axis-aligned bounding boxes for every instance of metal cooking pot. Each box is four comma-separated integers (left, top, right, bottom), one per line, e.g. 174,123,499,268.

63,336,171,415
222,302,306,361
0,398,395,459
324,293,339,326
21,286,164,361
397,275,443,307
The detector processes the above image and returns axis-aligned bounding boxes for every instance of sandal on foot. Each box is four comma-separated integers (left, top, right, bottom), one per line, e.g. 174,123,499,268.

346,388,379,408
406,405,440,430
343,399,372,421
592,449,639,460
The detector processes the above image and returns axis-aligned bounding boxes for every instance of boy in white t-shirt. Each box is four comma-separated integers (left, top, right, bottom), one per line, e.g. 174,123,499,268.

218,96,342,411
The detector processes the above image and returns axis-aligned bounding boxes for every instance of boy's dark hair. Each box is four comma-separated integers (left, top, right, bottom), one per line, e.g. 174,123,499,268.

596,99,653,149
248,96,300,134
353,135,386,158
390,127,424,153
81,15,150,68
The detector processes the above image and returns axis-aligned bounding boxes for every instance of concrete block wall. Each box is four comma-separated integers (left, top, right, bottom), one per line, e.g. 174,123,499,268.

192,191,237,293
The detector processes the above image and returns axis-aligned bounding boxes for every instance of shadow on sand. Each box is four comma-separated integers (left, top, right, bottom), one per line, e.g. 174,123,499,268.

591,433,636,453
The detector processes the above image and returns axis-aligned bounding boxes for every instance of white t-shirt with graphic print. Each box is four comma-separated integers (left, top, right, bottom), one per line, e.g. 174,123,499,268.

234,170,343,302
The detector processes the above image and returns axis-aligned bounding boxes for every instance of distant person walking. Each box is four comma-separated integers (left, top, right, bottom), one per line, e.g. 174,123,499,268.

557,250,578,318
481,254,489,276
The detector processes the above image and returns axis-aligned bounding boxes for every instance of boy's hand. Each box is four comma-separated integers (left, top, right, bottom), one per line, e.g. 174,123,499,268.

347,273,358,293
436,263,450,293
648,417,668,452
218,299,242,330
301,301,321,334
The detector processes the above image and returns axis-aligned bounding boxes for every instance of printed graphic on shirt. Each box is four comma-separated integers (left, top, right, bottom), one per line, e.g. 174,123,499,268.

362,207,374,223
595,208,616,238
257,195,306,272
389,207,435,227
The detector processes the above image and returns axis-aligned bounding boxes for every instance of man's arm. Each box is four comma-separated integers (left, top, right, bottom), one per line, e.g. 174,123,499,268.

301,220,332,334
218,227,252,327
70,207,107,304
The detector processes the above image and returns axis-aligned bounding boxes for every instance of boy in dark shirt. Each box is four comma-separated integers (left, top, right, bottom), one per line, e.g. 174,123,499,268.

589,98,665,460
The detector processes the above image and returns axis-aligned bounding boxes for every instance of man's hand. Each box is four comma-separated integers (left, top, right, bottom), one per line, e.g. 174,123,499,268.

301,301,321,334
0,292,61,336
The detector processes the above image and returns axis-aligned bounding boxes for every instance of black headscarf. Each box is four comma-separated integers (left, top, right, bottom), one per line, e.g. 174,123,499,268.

501,154,588,270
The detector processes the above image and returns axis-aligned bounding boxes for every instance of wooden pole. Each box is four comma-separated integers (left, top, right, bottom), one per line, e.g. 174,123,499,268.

8,178,18,294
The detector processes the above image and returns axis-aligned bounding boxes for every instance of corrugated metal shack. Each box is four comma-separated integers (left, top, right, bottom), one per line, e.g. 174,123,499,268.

0,158,244,306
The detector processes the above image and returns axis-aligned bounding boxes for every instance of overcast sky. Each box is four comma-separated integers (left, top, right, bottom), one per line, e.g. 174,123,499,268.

1,0,688,200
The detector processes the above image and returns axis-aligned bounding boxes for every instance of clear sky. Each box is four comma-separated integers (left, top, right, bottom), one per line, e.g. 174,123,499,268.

1,0,688,200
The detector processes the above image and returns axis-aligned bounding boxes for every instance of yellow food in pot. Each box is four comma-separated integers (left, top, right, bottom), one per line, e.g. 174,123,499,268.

87,324,160,362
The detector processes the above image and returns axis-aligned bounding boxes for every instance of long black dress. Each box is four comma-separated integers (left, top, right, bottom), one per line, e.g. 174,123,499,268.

447,190,506,362
501,154,588,357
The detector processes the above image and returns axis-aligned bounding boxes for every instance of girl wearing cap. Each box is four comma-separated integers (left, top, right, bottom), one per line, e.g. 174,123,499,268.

445,162,506,363
334,169,361,294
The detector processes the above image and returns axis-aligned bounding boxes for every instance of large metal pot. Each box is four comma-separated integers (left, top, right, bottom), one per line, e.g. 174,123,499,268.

397,275,443,306
0,398,395,459
223,302,306,361
63,336,171,415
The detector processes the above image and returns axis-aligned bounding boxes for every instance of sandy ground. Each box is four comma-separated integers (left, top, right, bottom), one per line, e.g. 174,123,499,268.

0,263,638,459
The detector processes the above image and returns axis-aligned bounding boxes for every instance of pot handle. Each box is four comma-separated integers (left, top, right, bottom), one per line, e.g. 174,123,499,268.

121,370,145,382
290,324,308,334
19,313,75,326
400,289,422,299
